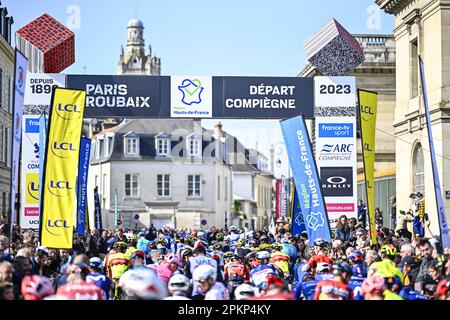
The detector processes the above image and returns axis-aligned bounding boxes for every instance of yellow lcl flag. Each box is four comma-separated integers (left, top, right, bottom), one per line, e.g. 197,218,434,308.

358,90,378,245
40,88,86,249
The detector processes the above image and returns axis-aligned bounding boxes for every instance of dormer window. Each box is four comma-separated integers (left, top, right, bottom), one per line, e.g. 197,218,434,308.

155,132,171,157
187,133,201,157
124,132,139,157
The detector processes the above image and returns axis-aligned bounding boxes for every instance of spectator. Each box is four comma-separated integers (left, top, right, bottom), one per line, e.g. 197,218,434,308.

0,235,12,263
395,209,414,241
415,239,435,293
0,282,14,300
30,247,49,276
12,256,31,299
0,261,13,283
97,230,109,257
375,208,383,230
59,249,72,272
334,215,351,243
357,199,367,229
399,256,419,287
86,229,100,258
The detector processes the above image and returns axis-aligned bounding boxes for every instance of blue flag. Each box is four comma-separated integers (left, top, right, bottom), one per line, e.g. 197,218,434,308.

280,115,331,243
419,57,450,248
76,138,91,236
291,186,306,237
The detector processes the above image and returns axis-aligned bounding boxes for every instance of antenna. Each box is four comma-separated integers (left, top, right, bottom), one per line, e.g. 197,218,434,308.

134,4,137,18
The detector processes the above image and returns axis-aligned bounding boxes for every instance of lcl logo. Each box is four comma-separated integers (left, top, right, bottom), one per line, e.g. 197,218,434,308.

48,180,73,197
27,181,39,201
55,103,81,120
45,219,70,237
51,141,77,159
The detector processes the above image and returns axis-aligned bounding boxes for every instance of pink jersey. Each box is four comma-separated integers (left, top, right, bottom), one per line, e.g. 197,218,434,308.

148,264,173,283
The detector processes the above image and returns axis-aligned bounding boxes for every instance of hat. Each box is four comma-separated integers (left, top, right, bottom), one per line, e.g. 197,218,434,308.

409,193,416,199
399,256,417,268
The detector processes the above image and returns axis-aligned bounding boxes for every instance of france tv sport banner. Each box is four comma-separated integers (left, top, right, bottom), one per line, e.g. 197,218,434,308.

21,73,66,229
40,88,86,249
94,186,102,231
280,175,288,218
419,57,450,248
10,49,28,241
358,89,378,245
76,138,91,236
314,77,357,222
280,115,331,242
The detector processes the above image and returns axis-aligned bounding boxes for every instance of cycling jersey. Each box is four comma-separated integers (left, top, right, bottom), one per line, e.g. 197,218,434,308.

297,279,318,300
56,282,105,300
348,275,365,301
204,282,230,300
370,259,404,283
107,253,130,280
148,263,173,283
399,286,429,300
87,272,112,300
189,255,218,277
352,265,367,278
271,251,290,276
250,264,278,289
136,238,151,255
224,262,250,283
125,246,137,259
383,290,403,300
315,273,334,282
314,279,353,300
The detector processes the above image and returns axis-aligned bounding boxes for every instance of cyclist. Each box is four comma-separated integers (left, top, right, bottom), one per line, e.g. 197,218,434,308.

270,243,290,280
125,234,138,258
369,244,404,286
250,251,279,290
129,250,148,270
303,240,333,274
165,274,192,300
87,257,112,300
314,262,354,300
136,232,151,255
119,268,167,300
192,264,229,300
253,273,295,300
348,250,367,277
294,273,317,300
106,241,130,299
56,264,105,300
224,254,249,299
21,275,55,300
148,253,181,283
361,275,387,300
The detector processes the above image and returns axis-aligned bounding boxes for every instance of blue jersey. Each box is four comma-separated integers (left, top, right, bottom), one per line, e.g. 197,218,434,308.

136,238,151,255
399,286,429,300
348,276,365,301
281,243,297,260
352,264,367,278
298,280,318,300
250,264,277,288
315,273,334,282
87,272,112,300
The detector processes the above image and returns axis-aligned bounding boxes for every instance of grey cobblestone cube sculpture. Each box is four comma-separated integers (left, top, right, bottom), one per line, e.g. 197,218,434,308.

304,19,364,76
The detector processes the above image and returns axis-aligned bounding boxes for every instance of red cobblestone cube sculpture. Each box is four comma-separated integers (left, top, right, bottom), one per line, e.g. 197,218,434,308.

16,13,75,73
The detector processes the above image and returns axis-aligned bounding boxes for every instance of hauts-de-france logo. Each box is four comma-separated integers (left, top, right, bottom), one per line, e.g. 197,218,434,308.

17,67,24,89
178,79,204,105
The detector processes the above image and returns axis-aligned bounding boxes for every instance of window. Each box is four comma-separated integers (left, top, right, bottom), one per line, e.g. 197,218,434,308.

1,125,8,165
188,175,201,197
103,137,112,157
125,174,139,197
187,135,201,157
0,68,3,109
96,139,102,159
225,177,228,201
410,39,418,98
124,137,139,156
157,174,170,197
102,174,107,195
157,138,170,156
413,143,424,193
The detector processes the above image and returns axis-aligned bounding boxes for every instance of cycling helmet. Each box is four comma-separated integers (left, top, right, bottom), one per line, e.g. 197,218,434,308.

361,276,387,295
184,236,194,246
197,231,205,238
264,273,288,291
348,251,364,264
114,241,128,252
229,226,238,232
119,269,167,300
215,232,224,241
380,244,397,258
332,262,353,276
210,251,220,261
314,238,328,247
127,234,137,241
66,263,91,275
212,243,223,251
271,242,282,250
224,251,235,260
234,283,258,300
89,257,103,269
316,262,331,274
256,251,271,260
131,250,145,260
157,237,167,245
168,274,191,293
21,275,55,300
180,247,194,259
231,254,243,261
234,240,245,247
194,239,208,249
137,231,145,238
165,253,182,267
193,264,217,283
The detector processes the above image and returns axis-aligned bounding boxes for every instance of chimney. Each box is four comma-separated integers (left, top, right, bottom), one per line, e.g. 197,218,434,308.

214,121,224,139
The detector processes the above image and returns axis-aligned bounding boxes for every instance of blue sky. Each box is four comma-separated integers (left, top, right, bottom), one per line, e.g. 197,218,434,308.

5,0,394,177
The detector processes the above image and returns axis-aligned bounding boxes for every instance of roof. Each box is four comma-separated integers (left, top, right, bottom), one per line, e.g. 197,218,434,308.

128,18,144,28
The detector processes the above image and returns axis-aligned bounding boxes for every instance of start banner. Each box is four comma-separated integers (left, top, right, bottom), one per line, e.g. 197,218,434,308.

39,88,86,248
